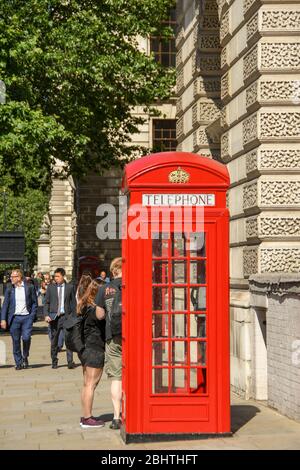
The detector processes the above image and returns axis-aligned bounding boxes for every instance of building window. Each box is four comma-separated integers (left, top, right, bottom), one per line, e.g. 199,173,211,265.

153,119,177,152
150,8,176,68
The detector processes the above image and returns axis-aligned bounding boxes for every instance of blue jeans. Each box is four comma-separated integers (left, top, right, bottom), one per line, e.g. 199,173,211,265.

10,314,34,367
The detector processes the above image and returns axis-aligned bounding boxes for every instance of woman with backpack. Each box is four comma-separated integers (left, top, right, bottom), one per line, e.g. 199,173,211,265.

77,280,106,428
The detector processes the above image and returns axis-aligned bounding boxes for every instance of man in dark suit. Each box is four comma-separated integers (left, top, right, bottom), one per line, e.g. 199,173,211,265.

43,267,76,369
0,269,37,370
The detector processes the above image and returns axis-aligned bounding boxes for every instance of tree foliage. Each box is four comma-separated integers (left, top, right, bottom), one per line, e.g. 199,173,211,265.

0,0,176,193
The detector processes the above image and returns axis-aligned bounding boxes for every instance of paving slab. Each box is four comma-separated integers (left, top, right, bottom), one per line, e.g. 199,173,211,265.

1,324,300,450
2,441,40,450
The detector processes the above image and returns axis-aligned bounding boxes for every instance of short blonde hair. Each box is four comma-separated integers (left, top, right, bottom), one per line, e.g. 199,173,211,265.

110,257,122,278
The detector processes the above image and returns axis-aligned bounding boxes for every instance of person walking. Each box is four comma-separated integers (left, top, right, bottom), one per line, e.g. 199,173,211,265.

40,273,51,305
43,268,76,369
77,280,106,428
0,269,37,370
42,273,64,351
96,257,122,430
34,272,44,297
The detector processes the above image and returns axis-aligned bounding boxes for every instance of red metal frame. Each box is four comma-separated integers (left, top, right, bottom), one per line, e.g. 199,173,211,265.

121,152,230,438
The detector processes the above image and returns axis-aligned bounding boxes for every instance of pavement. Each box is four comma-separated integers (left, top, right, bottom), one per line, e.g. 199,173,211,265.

1,322,300,450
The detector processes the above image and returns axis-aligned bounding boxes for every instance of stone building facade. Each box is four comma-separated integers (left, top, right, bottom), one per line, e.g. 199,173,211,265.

176,0,300,419
37,0,300,419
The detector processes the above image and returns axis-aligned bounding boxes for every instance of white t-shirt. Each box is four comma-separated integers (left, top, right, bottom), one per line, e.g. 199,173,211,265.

15,283,29,316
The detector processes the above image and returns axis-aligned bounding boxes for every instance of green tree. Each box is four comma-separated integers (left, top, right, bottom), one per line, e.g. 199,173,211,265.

0,0,176,193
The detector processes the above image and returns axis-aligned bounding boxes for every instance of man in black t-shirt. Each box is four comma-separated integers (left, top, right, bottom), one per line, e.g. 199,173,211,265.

96,257,122,430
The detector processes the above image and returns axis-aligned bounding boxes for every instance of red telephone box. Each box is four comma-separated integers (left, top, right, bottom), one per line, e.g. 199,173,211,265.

121,152,230,442
78,256,102,280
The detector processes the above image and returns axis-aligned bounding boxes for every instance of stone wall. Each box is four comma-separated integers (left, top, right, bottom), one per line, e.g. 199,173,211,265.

220,0,300,278
48,168,123,280
220,1,299,272
249,274,300,421
76,169,123,276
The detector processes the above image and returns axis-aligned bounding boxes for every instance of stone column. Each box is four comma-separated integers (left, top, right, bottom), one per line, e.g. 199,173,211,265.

176,0,221,157
36,214,50,273
249,274,300,421
49,162,76,280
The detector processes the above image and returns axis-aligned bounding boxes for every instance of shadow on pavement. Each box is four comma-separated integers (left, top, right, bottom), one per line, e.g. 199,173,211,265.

29,363,53,368
0,331,10,337
231,404,261,433
0,363,52,369
32,323,48,335
95,413,114,422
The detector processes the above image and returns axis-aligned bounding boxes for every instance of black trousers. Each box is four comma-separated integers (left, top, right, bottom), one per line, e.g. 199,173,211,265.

49,315,73,364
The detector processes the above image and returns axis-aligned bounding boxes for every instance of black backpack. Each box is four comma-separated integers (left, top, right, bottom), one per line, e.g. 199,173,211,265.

64,313,86,353
110,282,122,337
